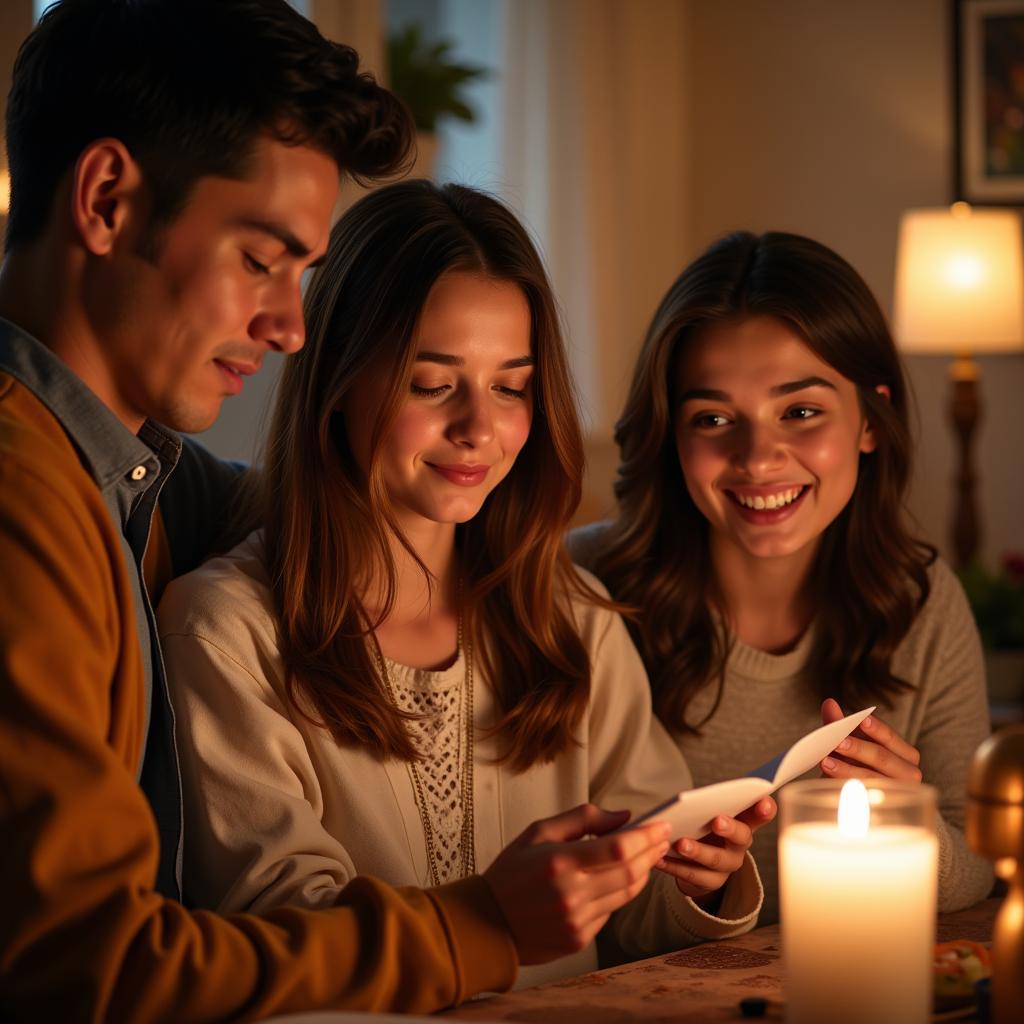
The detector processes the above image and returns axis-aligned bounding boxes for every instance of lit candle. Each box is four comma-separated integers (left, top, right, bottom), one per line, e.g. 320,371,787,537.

779,779,938,1024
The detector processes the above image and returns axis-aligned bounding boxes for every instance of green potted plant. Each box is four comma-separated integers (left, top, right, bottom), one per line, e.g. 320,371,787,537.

386,22,487,178
959,552,1024,704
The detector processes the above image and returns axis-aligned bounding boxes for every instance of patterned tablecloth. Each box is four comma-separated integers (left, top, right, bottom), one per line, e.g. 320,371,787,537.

439,898,1001,1023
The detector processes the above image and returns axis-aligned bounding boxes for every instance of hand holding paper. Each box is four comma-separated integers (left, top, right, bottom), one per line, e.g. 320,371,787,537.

654,796,776,904
819,698,923,783
628,706,876,843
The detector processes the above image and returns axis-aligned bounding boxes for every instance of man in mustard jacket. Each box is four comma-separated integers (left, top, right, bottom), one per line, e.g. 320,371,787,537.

0,2,671,1020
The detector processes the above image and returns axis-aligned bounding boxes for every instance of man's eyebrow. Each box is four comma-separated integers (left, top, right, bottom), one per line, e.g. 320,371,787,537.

236,217,316,260
415,352,534,370
769,376,837,397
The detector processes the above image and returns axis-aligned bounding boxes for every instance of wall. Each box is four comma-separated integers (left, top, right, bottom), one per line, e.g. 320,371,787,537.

0,2,34,241
207,1,1022,568
1,1,1019,567
674,0,1023,569
671,0,1024,569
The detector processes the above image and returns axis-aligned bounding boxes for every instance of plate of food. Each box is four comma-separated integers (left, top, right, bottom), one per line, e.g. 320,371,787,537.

932,939,991,1020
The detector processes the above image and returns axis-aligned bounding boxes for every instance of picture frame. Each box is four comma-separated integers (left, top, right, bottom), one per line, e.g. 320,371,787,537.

954,0,1024,204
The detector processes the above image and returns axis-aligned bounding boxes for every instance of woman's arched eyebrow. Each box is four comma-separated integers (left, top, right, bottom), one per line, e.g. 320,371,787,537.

770,376,836,397
415,352,534,369
678,376,836,405
678,387,729,404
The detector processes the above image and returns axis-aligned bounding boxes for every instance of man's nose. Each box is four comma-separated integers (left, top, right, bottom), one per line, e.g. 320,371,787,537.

249,277,305,354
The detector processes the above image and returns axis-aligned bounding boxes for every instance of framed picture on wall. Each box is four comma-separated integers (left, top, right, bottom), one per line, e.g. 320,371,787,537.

954,0,1024,204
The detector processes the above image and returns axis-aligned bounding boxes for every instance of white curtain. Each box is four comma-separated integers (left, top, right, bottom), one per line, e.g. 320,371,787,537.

502,0,691,443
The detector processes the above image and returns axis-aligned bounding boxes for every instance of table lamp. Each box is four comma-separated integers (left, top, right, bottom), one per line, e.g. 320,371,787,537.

893,203,1024,568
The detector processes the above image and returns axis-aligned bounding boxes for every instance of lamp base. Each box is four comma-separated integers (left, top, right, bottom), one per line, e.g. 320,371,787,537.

948,356,980,569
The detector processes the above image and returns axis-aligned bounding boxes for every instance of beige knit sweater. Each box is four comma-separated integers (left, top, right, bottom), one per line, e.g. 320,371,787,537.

570,523,994,925
157,533,764,989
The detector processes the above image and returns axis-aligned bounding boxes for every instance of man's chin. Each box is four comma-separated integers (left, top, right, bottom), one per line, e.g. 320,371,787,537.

157,399,225,435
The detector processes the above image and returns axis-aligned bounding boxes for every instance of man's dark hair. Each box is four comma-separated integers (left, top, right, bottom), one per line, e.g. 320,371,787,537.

4,0,414,252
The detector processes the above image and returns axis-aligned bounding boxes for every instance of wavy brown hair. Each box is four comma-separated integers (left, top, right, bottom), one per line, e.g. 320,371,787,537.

262,180,598,771
588,231,936,735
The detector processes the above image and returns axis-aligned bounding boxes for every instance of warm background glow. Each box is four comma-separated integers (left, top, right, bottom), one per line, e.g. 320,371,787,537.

0,0,1021,573
894,205,1024,355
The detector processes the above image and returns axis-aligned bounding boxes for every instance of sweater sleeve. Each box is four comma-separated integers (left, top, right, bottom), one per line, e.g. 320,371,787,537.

577,571,762,960
0,454,516,1022
907,561,994,912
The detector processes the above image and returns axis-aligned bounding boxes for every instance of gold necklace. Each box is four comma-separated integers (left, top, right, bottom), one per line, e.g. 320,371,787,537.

373,614,476,886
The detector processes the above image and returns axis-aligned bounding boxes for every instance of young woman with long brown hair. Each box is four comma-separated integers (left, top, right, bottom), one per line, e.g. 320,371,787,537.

157,183,771,988
570,230,993,925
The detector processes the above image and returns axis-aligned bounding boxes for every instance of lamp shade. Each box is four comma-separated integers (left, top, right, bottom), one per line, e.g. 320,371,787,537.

893,204,1024,355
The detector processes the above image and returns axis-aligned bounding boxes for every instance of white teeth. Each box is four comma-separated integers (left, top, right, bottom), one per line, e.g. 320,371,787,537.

735,487,804,510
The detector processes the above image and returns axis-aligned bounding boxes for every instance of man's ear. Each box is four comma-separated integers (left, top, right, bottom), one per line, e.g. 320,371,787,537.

70,138,146,256
859,383,891,454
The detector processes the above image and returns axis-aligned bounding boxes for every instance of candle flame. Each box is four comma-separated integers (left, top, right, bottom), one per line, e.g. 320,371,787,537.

837,779,870,839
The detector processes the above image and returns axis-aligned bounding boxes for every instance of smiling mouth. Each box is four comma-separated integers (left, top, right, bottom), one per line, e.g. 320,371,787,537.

727,485,809,511
724,484,810,521
214,359,259,378
427,463,490,487
213,359,258,395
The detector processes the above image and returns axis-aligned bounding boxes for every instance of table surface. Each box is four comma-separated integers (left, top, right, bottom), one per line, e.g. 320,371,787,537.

439,899,1000,1023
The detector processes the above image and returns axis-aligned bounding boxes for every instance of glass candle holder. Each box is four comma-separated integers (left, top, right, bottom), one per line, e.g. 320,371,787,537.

779,778,938,1024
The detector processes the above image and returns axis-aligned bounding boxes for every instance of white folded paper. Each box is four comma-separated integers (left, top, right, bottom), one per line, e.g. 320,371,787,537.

627,706,876,841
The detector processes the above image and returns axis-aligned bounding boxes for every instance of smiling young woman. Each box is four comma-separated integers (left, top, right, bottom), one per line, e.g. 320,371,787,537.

157,183,773,988
570,231,995,924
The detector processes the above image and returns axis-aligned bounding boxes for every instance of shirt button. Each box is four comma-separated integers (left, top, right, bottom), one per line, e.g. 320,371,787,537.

130,465,148,482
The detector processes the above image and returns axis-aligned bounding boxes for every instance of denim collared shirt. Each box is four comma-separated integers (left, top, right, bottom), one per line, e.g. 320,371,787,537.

0,317,185,898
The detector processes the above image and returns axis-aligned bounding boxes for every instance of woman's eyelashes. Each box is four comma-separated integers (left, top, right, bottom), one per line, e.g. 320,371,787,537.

410,382,450,398
782,404,823,421
690,411,731,429
409,378,532,400
685,403,825,430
